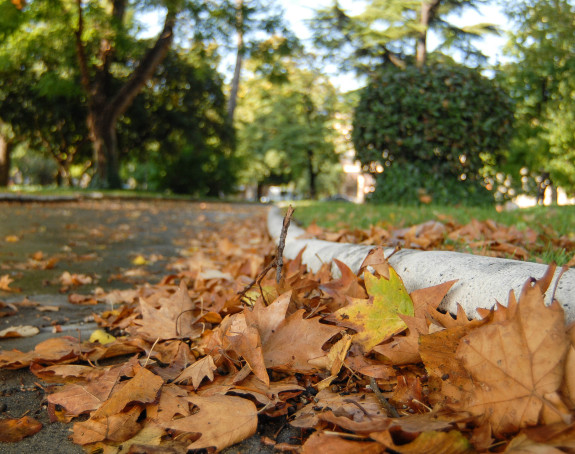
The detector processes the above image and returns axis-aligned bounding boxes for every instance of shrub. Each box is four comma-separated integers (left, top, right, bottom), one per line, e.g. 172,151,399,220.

353,64,514,204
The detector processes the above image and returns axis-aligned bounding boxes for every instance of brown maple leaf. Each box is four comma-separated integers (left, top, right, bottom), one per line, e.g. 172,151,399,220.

174,355,217,389
225,312,269,385
161,394,258,452
134,280,203,341
455,276,570,436
263,309,342,373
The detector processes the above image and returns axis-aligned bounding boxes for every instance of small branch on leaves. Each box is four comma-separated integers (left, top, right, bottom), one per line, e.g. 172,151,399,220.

276,205,294,284
369,377,400,418
236,205,294,304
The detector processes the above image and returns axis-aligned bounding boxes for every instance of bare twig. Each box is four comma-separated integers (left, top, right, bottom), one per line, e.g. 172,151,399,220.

236,205,295,304
237,257,277,303
369,377,400,418
343,398,373,420
276,205,294,284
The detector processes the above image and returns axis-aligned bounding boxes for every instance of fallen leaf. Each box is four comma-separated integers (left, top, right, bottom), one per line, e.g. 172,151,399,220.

0,274,21,292
68,293,98,305
36,305,60,312
302,431,384,454
504,433,565,453
72,405,143,445
91,364,163,419
59,271,93,286
173,355,216,389
291,388,385,429
161,394,258,452
0,324,39,338
0,416,42,442
371,429,474,453
263,309,342,373
89,329,116,345
455,277,569,436
328,270,414,351
134,280,203,341
224,312,269,385
247,291,291,344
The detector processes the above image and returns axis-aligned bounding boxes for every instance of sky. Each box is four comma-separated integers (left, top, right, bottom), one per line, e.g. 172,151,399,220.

139,1,510,92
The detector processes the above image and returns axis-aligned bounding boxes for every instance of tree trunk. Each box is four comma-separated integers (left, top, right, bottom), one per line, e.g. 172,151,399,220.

307,149,317,199
227,0,244,124
416,0,441,68
75,0,176,189
0,133,12,187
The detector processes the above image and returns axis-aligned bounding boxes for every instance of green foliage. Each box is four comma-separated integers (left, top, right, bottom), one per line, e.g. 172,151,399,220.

158,144,237,196
310,0,496,74
367,162,494,205
353,63,514,204
500,0,575,195
11,146,58,185
236,59,341,198
121,46,237,195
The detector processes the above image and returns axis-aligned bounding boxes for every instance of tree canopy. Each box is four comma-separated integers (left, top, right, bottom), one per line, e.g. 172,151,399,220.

500,0,575,197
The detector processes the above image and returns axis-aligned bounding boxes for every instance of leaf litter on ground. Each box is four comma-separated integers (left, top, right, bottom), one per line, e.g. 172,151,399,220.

0,208,574,452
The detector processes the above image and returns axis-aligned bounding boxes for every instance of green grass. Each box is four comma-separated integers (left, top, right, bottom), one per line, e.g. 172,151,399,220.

1,186,250,203
285,201,575,265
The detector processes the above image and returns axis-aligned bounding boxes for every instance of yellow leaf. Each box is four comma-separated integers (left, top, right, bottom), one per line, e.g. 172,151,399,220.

329,269,414,351
131,255,148,266
89,329,116,345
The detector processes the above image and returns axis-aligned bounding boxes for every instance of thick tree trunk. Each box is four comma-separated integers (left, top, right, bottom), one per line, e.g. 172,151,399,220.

75,0,175,189
0,134,12,187
307,149,317,199
416,0,441,68
88,108,121,188
227,0,244,124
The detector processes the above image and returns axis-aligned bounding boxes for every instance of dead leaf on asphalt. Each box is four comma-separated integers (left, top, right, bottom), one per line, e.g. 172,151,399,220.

0,324,39,338
0,274,21,292
0,416,43,442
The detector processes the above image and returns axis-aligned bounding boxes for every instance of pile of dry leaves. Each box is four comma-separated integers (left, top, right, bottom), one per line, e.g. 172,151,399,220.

304,216,575,261
0,210,574,453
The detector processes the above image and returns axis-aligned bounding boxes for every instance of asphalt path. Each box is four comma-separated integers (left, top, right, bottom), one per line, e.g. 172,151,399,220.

0,199,289,453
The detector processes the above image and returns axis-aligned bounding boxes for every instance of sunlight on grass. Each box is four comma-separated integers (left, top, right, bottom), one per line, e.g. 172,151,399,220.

287,201,575,265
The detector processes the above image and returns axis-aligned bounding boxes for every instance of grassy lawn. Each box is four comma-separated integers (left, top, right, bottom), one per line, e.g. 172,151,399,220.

287,201,575,265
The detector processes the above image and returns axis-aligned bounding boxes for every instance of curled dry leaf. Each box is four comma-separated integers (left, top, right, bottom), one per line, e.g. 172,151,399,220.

0,416,43,442
0,324,39,338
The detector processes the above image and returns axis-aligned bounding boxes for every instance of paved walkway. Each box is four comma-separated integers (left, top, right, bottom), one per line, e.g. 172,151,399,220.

0,199,268,453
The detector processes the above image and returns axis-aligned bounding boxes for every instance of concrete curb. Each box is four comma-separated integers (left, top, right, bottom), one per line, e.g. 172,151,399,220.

267,206,575,324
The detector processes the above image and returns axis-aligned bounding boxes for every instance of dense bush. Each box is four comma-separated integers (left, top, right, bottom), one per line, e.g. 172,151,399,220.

353,64,514,204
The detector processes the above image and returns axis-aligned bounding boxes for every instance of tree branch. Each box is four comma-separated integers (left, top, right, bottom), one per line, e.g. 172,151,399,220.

74,0,92,104
107,10,176,121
